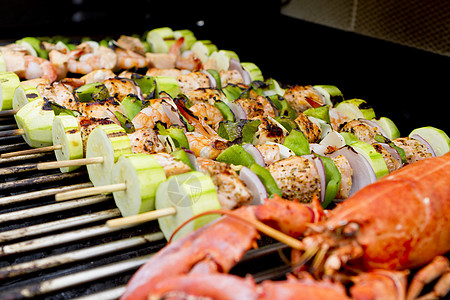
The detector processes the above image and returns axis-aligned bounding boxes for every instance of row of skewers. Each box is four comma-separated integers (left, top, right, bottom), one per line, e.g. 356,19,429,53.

1,27,449,242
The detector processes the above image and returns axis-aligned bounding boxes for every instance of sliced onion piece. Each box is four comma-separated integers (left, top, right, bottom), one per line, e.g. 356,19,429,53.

376,142,403,167
161,101,185,127
239,166,267,205
243,143,265,166
184,148,200,171
266,142,295,159
303,154,326,203
226,102,247,120
320,130,346,148
328,145,377,197
410,134,436,157
360,119,388,139
308,116,332,139
309,143,328,156
228,58,251,85
200,70,217,89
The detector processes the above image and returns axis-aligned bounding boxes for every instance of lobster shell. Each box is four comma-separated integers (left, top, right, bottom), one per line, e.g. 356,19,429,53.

319,152,450,270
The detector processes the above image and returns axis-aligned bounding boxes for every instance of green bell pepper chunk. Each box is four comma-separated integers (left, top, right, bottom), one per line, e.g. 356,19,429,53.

214,100,234,122
114,111,135,134
121,95,143,120
249,163,282,198
206,69,222,90
317,155,341,208
171,149,194,170
340,132,360,145
303,105,331,124
130,74,157,98
274,116,298,133
283,130,310,156
156,123,190,149
222,84,245,102
216,144,255,167
268,95,297,120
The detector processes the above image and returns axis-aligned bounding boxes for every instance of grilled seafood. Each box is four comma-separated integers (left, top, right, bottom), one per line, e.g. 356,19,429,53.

121,153,450,300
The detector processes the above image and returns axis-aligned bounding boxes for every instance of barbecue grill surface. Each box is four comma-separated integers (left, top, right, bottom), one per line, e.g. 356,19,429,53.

1,1,450,298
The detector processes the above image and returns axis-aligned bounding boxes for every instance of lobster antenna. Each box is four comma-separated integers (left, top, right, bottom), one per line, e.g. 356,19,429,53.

169,209,304,250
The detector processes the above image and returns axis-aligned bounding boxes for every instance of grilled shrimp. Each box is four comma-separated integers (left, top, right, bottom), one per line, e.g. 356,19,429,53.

188,102,224,130
196,157,252,210
295,112,322,143
267,155,320,202
284,85,324,113
132,106,171,130
67,45,117,74
80,69,116,84
115,47,148,70
185,131,228,159
23,55,58,82
128,127,166,155
116,35,146,56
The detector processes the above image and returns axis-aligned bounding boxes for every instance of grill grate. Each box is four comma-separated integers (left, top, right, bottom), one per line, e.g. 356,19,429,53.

0,114,287,299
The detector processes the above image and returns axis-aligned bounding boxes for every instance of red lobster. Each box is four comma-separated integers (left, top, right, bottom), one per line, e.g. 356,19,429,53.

121,153,450,300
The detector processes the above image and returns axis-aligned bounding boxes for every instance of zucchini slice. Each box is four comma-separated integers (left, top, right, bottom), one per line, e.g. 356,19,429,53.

0,72,21,110
409,126,450,157
52,114,83,173
112,153,167,217
156,171,221,241
86,124,132,187
14,99,54,148
13,85,42,110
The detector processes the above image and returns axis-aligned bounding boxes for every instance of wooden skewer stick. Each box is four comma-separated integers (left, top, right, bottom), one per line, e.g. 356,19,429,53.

106,207,177,228
55,182,127,201
0,109,19,117
1,144,62,159
0,128,24,138
37,156,104,170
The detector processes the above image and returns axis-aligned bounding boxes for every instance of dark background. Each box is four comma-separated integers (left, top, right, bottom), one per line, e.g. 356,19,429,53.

0,0,448,135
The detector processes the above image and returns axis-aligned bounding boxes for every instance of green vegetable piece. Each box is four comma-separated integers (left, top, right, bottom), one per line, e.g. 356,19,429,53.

114,111,135,134
214,100,234,122
171,149,194,170
156,123,190,149
374,134,407,164
241,119,261,144
217,121,241,141
154,76,180,98
274,116,298,133
207,69,222,90
75,82,110,102
283,130,310,156
339,132,360,145
318,155,341,208
130,74,156,98
313,85,344,106
217,119,261,143
249,163,282,198
121,95,143,120
269,95,297,120
216,144,255,167
44,101,79,117
222,84,245,102
303,105,331,124
17,37,48,59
